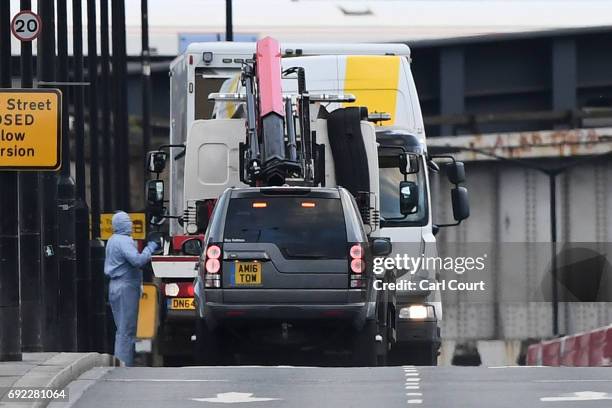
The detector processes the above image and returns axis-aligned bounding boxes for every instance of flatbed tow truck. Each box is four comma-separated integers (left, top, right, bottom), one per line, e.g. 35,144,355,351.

143,37,469,365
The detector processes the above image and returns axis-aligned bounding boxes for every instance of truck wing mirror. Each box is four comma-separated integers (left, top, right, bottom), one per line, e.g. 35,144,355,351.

147,151,168,173
146,179,165,208
451,186,470,221
399,180,419,215
445,161,465,184
182,238,203,256
371,238,392,257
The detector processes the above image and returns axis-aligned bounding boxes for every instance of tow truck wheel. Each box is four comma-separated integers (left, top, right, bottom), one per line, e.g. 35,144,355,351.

351,319,378,367
194,318,221,366
390,343,439,366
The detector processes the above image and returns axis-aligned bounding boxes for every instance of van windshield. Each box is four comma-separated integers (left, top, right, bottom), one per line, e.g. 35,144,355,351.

223,197,347,259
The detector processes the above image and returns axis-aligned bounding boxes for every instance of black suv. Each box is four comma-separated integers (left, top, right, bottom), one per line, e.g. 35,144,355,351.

194,186,391,366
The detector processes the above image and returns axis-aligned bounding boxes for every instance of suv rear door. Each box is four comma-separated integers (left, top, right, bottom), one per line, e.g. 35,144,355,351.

221,189,350,290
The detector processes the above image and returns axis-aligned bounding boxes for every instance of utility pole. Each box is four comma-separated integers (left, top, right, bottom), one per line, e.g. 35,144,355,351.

226,0,233,41
0,0,22,362
87,0,106,353
38,0,60,352
72,0,92,351
19,0,43,353
112,0,130,210
56,0,78,352
141,0,152,188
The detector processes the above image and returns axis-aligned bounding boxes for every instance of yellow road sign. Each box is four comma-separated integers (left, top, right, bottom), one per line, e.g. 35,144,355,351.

100,212,147,240
137,283,158,339
0,89,62,170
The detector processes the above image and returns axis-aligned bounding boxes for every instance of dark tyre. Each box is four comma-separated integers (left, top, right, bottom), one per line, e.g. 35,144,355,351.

194,318,222,366
391,343,439,366
351,319,378,367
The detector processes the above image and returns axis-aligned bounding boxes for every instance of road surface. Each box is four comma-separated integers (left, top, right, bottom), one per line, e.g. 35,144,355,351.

54,365,612,408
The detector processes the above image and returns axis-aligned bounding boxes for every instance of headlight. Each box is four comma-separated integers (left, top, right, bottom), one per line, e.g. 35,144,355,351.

399,304,434,320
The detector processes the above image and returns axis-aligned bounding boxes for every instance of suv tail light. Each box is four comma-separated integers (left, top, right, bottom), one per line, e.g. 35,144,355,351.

203,244,222,288
349,243,366,288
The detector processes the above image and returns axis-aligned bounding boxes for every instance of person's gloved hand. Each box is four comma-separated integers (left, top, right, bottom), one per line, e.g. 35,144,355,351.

146,240,160,252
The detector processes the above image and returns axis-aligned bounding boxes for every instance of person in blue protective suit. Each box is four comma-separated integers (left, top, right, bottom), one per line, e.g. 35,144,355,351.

104,211,159,367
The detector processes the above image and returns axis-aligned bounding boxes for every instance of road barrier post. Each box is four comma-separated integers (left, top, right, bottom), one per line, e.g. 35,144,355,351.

72,0,92,351
91,239,107,352
18,0,44,353
0,0,22,362
37,0,60,351
141,0,152,190
56,0,78,352
111,0,130,210
100,0,113,211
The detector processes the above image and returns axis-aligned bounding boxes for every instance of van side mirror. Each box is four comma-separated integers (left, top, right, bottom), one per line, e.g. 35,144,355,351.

451,186,470,221
399,180,419,215
147,151,168,173
445,161,465,184
182,238,203,256
371,238,392,257
146,179,165,208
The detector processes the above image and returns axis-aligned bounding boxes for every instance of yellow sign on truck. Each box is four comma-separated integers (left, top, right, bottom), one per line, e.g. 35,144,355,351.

0,89,62,170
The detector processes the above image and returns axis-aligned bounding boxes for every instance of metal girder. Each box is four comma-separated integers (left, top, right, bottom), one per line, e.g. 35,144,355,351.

428,127,612,161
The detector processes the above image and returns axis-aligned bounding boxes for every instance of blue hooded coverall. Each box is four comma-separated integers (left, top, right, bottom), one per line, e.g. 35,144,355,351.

104,212,157,366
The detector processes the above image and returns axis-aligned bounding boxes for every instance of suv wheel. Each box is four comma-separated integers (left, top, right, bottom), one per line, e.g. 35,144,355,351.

351,319,378,367
194,318,222,366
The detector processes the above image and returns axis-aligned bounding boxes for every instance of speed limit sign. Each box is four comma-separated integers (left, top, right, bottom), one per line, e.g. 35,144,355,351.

11,10,41,42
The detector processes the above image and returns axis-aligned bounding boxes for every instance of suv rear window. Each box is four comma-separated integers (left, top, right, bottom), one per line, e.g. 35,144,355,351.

223,197,347,259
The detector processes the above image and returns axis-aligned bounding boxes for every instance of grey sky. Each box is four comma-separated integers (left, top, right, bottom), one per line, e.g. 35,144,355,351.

9,1,612,55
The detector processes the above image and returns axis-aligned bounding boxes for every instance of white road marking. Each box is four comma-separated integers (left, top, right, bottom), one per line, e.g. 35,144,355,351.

540,391,612,402
402,366,423,405
535,380,612,383
104,378,227,382
488,365,546,369
192,392,281,404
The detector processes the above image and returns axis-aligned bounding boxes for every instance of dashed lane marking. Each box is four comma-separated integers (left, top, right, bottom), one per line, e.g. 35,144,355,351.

402,366,423,405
